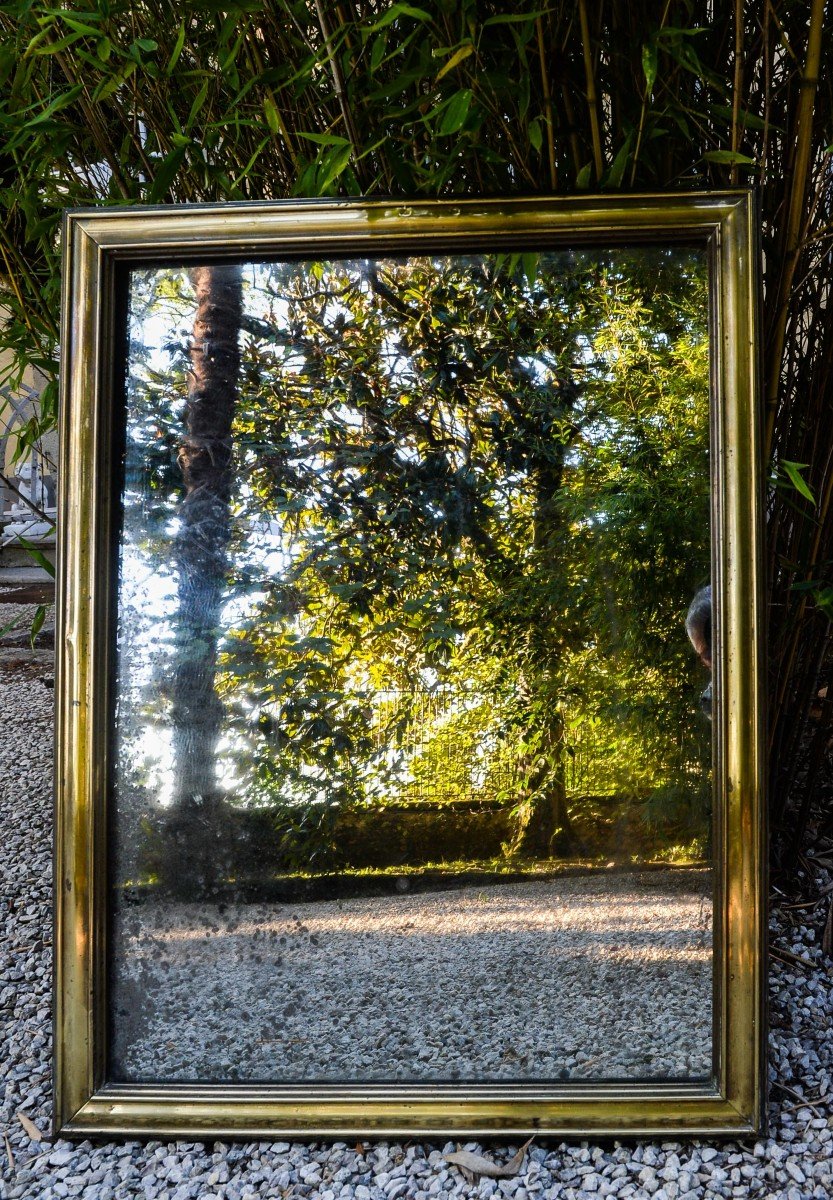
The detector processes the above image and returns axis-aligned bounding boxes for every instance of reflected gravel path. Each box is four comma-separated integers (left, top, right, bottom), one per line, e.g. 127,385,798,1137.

112,871,712,1083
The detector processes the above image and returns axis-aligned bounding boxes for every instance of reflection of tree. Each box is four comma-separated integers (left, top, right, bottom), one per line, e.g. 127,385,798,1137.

168,266,242,858
122,249,711,875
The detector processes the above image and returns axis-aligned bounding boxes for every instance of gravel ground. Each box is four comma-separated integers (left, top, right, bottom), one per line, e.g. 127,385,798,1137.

2,661,833,1199
111,873,712,1083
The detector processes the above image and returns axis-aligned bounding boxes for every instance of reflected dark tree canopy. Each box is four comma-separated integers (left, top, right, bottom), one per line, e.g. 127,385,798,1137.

117,247,710,885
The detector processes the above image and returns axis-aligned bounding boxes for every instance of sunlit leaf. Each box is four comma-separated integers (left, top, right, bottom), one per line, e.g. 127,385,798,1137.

780,460,816,505
435,42,473,82
15,537,56,578
30,604,46,649
702,149,757,166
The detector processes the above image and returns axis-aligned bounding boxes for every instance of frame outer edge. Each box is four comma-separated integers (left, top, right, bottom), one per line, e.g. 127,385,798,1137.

717,193,767,1131
53,193,766,1138
54,216,108,1130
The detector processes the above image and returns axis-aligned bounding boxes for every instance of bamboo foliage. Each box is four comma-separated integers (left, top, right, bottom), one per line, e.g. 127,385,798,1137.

1,0,832,857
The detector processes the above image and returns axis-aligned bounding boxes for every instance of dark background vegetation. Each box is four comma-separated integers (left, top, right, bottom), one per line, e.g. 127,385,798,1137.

0,0,831,868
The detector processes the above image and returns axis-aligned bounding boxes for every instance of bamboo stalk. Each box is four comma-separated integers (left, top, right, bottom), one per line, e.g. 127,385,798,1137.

536,16,558,191
560,81,583,178
759,0,773,182
313,0,369,191
475,87,539,189
764,0,826,458
770,325,833,754
729,0,744,186
578,0,604,180
48,42,133,200
245,33,300,172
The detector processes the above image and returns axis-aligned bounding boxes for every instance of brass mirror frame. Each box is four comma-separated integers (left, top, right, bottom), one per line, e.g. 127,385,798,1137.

54,193,766,1140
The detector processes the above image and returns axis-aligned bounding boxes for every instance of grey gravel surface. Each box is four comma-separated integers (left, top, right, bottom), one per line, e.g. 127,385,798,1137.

2,661,833,1199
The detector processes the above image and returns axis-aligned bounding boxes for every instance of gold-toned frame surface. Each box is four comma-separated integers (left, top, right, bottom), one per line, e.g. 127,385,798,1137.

54,193,766,1139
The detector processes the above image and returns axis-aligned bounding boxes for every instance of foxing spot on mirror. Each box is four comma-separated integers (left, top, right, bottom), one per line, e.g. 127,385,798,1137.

55,196,765,1139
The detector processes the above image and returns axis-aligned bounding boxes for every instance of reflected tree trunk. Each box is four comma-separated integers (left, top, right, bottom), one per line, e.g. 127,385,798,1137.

511,377,579,859
163,264,243,893
511,707,572,858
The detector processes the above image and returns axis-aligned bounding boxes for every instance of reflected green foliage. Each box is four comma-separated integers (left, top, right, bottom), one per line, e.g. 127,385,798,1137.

119,247,711,872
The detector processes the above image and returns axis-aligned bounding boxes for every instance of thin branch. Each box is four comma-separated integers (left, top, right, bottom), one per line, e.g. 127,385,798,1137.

48,43,133,200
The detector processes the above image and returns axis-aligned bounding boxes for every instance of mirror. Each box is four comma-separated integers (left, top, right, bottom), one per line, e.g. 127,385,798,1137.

55,196,765,1137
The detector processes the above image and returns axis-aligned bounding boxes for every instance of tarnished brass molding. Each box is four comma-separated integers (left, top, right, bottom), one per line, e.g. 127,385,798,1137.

54,192,765,1138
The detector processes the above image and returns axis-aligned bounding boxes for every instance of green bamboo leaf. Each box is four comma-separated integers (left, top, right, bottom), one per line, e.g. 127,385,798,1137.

435,42,473,82
15,536,56,577
60,16,104,37
436,89,472,135
31,31,87,55
781,460,816,505
20,84,83,126
702,149,757,166
483,10,551,24
230,135,271,187
521,253,539,285
655,26,708,38
166,22,187,75
604,131,633,188
576,161,592,188
709,104,775,133
370,3,432,32
369,33,387,73
0,613,24,639
127,36,158,63
263,95,281,135
185,79,209,130
91,60,135,101
296,131,351,146
147,146,186,202
528,117,542,153
317,143,353,190
30,604,47,649
642,43,657,93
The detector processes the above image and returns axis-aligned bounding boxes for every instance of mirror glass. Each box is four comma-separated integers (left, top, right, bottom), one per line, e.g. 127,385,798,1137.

109,246,713,1084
